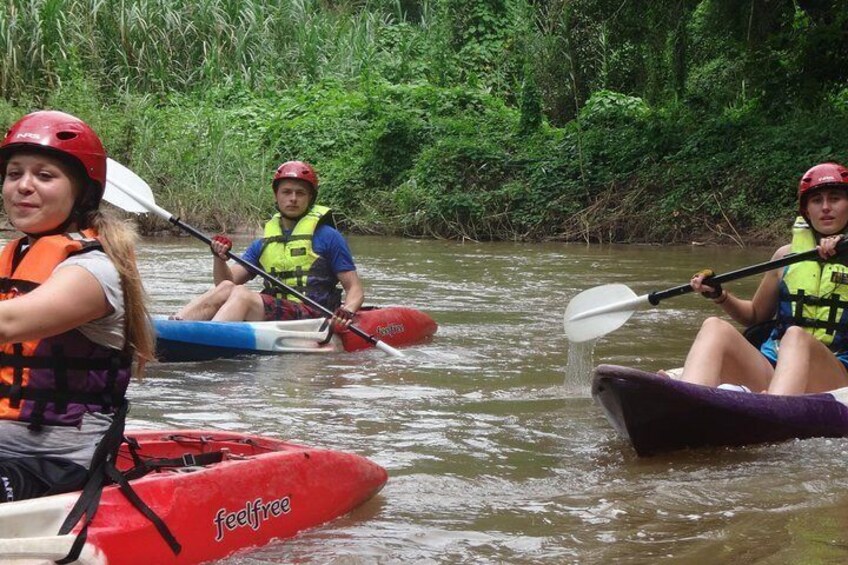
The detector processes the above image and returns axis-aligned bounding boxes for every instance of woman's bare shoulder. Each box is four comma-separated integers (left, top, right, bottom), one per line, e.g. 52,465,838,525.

772,243,792,260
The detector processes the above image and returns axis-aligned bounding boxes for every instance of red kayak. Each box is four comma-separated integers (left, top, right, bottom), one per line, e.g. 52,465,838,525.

0,430,387,564
154,306,438,361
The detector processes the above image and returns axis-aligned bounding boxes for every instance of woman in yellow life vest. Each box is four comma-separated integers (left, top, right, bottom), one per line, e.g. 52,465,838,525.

174,161,364,327
675,162,848,395
0,111,153,502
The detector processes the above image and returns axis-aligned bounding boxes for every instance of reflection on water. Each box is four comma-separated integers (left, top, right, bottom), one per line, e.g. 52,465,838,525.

125,235,848,563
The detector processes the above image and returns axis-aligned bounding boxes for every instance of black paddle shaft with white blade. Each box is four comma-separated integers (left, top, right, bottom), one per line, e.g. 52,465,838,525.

563,238,848,343
104,159,406,358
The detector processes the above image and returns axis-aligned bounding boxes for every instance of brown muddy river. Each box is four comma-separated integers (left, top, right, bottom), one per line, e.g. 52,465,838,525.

124,235,848,563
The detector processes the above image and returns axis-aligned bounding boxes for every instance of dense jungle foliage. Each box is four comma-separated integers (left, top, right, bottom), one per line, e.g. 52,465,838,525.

1,0,847,243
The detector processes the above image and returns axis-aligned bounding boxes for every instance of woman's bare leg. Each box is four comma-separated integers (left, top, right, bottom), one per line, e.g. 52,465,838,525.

769,326,848,395
679,317,774,391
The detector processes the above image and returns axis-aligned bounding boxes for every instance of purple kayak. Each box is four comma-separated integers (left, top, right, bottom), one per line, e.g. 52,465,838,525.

592,364,848,456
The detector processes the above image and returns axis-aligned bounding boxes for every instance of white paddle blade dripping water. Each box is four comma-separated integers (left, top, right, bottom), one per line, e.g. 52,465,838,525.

563,284,650,343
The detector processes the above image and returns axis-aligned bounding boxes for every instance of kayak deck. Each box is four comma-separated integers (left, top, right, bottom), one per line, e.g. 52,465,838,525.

592,364,848,456
0,430,388,564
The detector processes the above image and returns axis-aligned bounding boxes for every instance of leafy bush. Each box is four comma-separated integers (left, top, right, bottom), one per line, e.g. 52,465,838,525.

578,90,650,126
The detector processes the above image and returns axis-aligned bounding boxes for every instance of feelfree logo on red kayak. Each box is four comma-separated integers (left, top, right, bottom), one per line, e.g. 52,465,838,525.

213,495,292,541
376,323,404,337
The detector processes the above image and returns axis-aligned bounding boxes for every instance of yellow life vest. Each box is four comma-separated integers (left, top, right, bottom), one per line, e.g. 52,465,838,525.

257,206,342,309
774,216,848,348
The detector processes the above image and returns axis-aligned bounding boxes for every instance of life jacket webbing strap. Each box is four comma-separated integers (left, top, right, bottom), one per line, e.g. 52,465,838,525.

0,383,123,408
262,234,289,245
0,277,38,294
11,241,29,272
101,356,122,413
786,317,848,334
267,268,309,280
0,352,131,371
263,268,306,299
262,234,311,245
787,290,848,335
9,344,23,409
52,344,69,414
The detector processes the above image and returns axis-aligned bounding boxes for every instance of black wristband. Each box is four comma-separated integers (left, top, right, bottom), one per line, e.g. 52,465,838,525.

701,282,723,300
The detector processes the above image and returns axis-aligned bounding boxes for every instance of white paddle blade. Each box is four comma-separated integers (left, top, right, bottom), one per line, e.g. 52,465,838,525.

563,284,647,343
104,158,155,214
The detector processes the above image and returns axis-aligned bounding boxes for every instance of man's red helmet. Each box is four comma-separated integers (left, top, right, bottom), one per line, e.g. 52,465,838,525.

272,160,318,192
0,110,107,207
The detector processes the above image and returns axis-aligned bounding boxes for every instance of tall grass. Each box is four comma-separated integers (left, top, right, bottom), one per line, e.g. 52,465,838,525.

0,0,411,101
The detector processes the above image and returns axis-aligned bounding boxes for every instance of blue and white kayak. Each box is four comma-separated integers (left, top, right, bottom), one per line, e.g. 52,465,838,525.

592,364,848,456
155,306,437,362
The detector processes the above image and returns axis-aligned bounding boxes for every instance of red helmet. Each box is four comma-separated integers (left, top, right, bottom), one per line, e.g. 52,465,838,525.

0,110,107,206
272,160,318,192
798,162,848,212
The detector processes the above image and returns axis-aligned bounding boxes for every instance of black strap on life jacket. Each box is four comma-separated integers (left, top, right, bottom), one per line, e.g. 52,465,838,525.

55,401,182,564
786,289,848,335
263,265,307,296
10,240,31,271
0,277,39,294
8,344,23,409
0,348,131,431
0,350,131,371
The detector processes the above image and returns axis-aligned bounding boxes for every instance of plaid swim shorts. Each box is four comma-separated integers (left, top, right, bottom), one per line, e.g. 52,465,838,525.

260,293,318,321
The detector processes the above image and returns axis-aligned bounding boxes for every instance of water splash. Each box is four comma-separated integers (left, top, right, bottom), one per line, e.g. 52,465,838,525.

563,339,597,394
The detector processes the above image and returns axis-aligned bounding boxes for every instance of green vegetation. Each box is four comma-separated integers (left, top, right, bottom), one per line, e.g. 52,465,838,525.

1,0,847,243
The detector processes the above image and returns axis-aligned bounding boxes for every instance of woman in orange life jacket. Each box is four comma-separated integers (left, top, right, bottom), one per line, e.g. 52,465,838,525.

675,163,848,395
0,110,154,503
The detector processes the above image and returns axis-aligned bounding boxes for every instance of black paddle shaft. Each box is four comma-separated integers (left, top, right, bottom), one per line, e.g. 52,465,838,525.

646,238,848,306
169,217,383,347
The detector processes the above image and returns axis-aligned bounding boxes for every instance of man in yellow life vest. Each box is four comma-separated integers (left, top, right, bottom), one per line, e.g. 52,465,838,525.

174,161,364,326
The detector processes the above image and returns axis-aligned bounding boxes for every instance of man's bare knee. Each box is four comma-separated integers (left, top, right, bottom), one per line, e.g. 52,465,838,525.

210,280,237,299
229,285,258,304
215,280,237,292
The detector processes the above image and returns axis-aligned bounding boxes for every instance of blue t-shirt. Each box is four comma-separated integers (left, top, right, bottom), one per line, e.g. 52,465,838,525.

241,224,356,276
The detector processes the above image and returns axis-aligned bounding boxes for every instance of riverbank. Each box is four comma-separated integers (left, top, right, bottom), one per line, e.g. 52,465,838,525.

2,2,846,245
3,80,839,246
